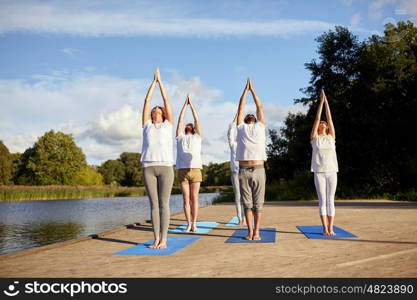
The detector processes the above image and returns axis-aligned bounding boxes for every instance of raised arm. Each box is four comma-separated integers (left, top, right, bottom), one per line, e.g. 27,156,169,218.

232,111,237,124
227,113,238,148
237,79,250,125
142,71,157,126
310,90,325,140
176,97,188,137
188,95,202,136
323,91,336,139
155,68,173,124
248,79,265,125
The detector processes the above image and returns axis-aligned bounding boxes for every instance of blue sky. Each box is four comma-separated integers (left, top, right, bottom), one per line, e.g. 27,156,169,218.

0,0,415,165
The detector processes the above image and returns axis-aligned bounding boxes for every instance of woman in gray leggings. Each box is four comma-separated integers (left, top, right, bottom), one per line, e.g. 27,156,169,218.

141,68,174,249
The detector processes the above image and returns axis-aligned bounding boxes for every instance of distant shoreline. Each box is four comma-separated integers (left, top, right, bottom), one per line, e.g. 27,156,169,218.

0,185,231,202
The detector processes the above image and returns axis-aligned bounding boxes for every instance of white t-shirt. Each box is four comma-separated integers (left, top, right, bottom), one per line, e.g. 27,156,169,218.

176,133,203,169
236,122,267,161
311,135,339,173
227,123,239,173
141,120,174,167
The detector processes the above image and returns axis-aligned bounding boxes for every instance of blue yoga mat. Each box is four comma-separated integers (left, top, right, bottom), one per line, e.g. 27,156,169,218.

113,236,200,256
169,221,219,234
225,216,239,226
225,228,276,243
224,217,253,227
296,225,358,239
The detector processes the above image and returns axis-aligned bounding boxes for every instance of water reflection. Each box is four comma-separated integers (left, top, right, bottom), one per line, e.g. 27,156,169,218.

26,222,84,245
0,193,218,255
0,225,5,245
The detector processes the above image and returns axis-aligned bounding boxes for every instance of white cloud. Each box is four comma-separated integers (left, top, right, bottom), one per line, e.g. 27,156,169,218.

2,133,38,153
368,0,417,26
339,0,354,6
0,70,306,165
351,13,362,27
264,102,307,124
61,48,82,59
79,105,141,145
80,138,141,162
234,66,247,73
369,0,396,20
167,74,222,110
399,0,417,23
201,154,224,165
0,72,145,127
0,0,335,38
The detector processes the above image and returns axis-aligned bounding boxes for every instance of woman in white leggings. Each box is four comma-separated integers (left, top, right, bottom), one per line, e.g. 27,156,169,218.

310,90,338,236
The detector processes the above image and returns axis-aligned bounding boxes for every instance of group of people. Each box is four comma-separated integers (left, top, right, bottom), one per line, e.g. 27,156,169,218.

141,69,338,249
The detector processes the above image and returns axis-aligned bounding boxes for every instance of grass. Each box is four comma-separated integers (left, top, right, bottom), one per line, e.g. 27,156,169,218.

214,179,317,204
390,189,417,201
213,182,417,204
3,183,414,203
0,185,232,202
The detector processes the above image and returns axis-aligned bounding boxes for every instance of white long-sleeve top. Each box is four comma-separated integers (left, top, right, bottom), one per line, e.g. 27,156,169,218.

227,122,239,173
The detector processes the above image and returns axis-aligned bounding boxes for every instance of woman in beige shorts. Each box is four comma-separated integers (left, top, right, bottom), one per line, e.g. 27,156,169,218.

176,95,203,232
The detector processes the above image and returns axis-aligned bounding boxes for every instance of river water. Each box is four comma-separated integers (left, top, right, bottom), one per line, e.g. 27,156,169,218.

0,193,219,255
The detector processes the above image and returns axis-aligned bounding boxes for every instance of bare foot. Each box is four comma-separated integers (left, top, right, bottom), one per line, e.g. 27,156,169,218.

252,230,261,240
148,240,159,248
244,231,253,240
191,223,199,232
328,228,336,236
156,239,167,249
239,219,246,226
183,223,192,232
322,227,330,236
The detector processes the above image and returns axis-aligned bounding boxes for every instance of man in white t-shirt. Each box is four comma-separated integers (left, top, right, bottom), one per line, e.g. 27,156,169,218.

176,95,203,233
236,79,267,240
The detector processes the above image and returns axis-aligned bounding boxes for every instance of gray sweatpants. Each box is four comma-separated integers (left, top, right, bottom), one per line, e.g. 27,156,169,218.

238,165,266,212
143,166,174,241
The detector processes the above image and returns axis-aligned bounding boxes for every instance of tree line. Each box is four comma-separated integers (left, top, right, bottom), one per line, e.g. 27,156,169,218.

0,131,232,187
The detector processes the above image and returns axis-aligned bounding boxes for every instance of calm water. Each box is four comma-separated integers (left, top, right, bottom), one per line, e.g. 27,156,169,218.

0,193,219,255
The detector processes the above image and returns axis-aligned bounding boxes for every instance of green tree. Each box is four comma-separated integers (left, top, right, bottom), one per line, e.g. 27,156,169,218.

119,152,142,186
268,22,417,197
202,162,231,186
10,152,22,184
357,22,417,193
98,160,126,185
0,140,13,185
16,130,87,185
74,165,104,185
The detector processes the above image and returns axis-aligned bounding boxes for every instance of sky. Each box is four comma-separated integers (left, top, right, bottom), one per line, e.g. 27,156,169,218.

0,0,415,165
